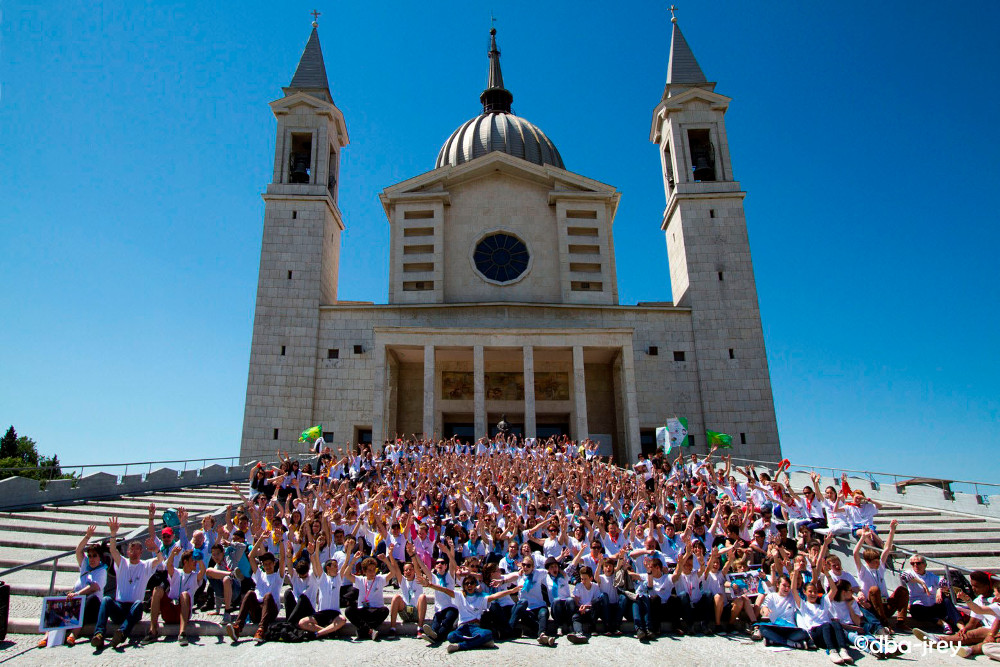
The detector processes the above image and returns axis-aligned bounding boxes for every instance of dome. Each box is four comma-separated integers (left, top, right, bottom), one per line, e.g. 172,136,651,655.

435,112,564,170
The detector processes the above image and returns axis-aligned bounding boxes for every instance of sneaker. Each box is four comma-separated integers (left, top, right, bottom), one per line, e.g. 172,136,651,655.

384,626,397,637
750,627,763,642
546,635,557,647
567,633,588,644
416,631,425,640
65,635,77,647
222,612,232,625
636,629,648,642
139,633,158,646
109,631,126,649
36,638,47,649
253,628,266,642
940,622,953,635
912,628,938,644
371,629,380,641
447,644,462,653
178,635,190,647
538,633,551,646
790,641,809,650
422,623,438,641
829,652,845,665
839,648,854,664
90,633,105,649
482,639,496,648
225,623,239,643
955,646,973,659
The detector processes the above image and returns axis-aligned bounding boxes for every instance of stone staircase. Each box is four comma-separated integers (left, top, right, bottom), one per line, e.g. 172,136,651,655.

1,481,997,636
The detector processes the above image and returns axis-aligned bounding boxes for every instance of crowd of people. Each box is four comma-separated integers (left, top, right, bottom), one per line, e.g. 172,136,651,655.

53,435,999,661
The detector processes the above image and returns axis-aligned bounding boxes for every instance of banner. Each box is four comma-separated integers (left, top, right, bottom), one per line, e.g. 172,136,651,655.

299,424,323,443
705,429,733,449
655,426,670,455
666,417,689,450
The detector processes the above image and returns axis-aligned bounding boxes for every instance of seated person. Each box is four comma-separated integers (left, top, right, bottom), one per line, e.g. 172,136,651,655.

297,541,351,638
225,533,285,642
421,573,516,653
57,525,108,647
900,553,962,633
853,521,909,629
92,517,164,649
143,545,205,645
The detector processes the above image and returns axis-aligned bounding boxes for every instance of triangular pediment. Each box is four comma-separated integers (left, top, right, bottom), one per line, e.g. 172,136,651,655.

650,87,731,142
269,92,349,146
382,151,614,199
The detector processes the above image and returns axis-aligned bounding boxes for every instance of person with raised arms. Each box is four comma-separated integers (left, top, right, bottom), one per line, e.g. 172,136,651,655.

420,572,517,652
92,516,164,649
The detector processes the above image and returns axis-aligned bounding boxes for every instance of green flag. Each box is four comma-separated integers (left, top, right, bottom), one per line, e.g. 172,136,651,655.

299,424,323,443
705,429,733,449
666,417,689,450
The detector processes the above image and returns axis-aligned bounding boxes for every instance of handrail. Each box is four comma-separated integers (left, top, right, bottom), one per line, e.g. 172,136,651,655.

720,455,1000,495
0,455,246,480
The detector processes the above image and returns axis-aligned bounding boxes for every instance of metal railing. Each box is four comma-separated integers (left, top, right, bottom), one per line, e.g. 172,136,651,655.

721,455,1000,503
0,455,247,482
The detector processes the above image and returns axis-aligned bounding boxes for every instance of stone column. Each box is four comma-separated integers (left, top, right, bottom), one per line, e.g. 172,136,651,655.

523,345,536,438
474,345,486,439
572,345,589,442
372,342,387,445
619,342,641,462
423,345,435,438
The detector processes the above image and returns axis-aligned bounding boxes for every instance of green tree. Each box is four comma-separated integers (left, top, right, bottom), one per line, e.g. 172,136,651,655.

0,426,16,458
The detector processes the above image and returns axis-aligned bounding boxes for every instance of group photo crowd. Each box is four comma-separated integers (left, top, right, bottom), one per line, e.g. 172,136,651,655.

49,435,1000,662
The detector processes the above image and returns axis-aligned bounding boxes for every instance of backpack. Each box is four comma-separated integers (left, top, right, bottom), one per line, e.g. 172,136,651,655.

948,570,973,598
263,621,313,643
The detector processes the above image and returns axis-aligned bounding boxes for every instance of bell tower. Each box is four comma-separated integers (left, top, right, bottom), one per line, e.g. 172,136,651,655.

240,20,349,462
650,15,781,460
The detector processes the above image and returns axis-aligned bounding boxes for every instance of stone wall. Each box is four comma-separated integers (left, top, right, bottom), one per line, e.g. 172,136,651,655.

0,462,254,511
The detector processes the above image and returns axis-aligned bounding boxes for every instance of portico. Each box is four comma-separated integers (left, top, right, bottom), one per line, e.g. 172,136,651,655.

370,328,641,463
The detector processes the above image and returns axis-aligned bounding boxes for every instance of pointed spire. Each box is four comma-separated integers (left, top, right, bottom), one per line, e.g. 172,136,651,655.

288,25,331,99
480,27,513,114
664,19,708,97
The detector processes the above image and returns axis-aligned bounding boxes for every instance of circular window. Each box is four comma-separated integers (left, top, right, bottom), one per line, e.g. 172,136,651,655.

472,233,530,283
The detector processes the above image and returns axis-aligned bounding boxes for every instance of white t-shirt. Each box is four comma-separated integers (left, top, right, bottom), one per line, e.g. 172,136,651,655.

970,595,1000,624
316,572,342,612
167,568,200,601
830,598,861,624
357,573,389,609
830,570,860,591
74,562,108,601
763,592,796,625
290,572,320,606
454,591,490,625
253,568,284,602
597,573,618,605
858,562,888,597
516,572,547,610
399,576,423,607
573,581,600,606
115,558,157,603
429,572,456,612
796,596,834,630
544,573,573,602
703,571,725,597
674,572,702,603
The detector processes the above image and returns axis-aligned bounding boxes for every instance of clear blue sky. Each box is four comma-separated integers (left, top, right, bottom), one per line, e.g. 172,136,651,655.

2,1,998,482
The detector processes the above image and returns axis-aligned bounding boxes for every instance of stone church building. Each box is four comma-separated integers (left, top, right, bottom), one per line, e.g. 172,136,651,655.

240,18,781,464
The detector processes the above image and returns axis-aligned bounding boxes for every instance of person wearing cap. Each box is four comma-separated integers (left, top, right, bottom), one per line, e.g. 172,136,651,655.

142,545,205,646
91,516,165,650
225,532,285,643
148,504,192,589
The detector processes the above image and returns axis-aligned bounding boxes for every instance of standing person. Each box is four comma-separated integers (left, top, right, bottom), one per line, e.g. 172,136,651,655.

342,552,391,640
143,546,205,646
225,533,284,643
92,517,164,649
421,574,516,653
59,525,108,647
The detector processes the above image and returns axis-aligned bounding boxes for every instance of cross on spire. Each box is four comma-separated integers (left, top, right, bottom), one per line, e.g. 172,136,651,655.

490,12,496,29
669,4,678,23
310,9,321,26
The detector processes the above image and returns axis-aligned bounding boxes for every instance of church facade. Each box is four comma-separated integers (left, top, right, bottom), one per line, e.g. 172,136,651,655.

239,19,781,465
